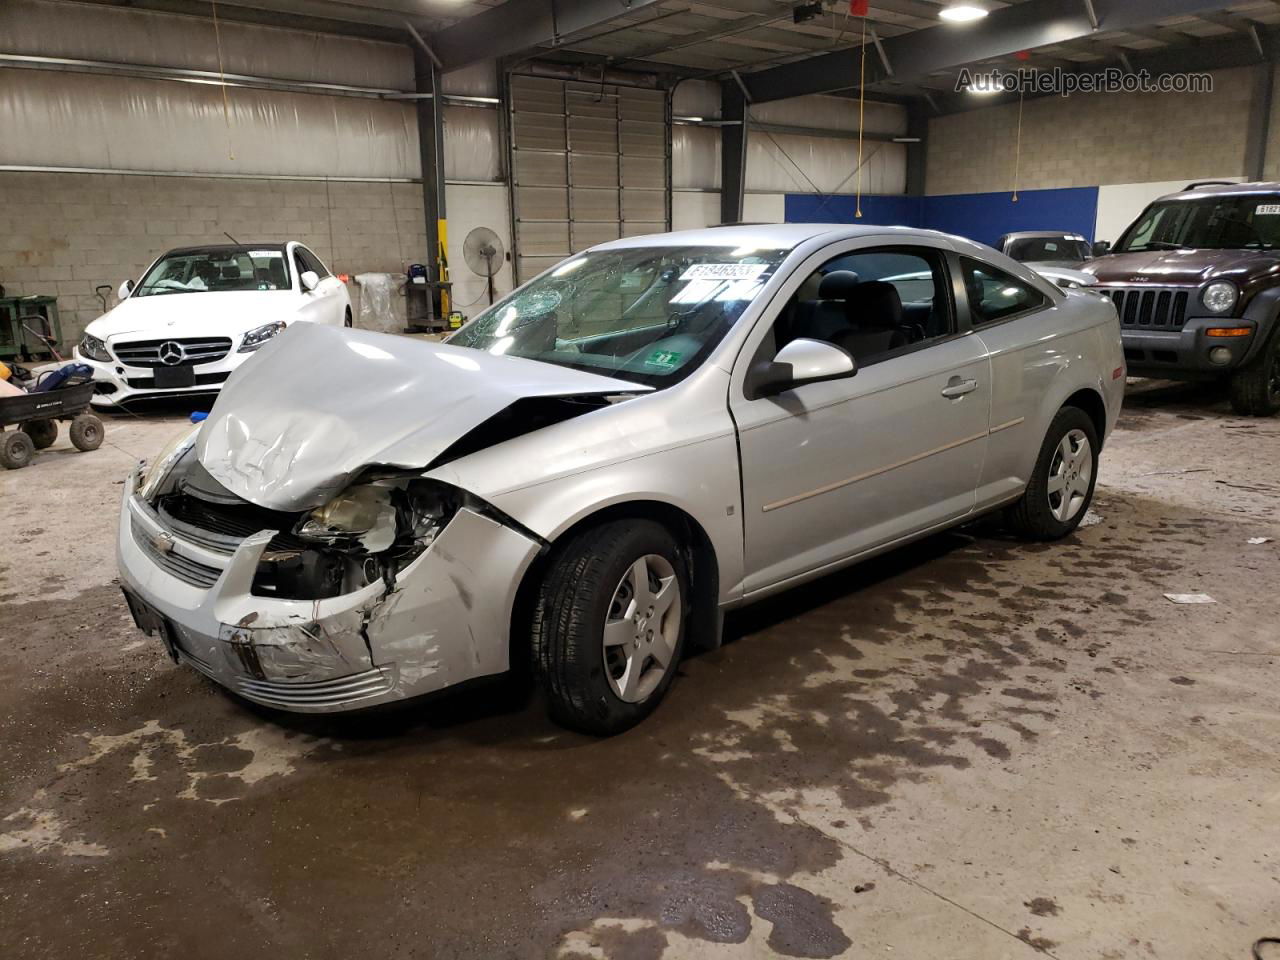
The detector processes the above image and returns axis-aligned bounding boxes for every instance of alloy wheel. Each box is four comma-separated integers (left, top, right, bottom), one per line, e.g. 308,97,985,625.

1047,428,1092,523
602,554,681,703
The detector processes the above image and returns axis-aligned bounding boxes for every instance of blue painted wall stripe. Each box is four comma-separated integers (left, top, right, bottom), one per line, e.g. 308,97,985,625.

784,186,1101,249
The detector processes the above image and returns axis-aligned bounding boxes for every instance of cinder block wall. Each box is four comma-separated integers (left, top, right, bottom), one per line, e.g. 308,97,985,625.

926,67,1257,195
0,172,427,344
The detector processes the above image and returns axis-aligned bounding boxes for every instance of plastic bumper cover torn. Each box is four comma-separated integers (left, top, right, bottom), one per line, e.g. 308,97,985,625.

117,473,542,713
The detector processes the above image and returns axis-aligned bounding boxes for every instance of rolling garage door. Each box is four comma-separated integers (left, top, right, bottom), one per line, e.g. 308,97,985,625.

509,74,669,283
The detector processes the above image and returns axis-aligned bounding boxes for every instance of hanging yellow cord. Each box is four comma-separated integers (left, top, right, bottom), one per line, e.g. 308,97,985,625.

1012,87,1024,202
212,0,235,161
855,14,867,218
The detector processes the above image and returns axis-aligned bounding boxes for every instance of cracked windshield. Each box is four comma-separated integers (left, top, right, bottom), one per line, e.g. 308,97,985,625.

448,245,789,385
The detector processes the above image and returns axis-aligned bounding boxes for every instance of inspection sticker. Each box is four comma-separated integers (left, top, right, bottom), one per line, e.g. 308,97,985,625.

644,349,683,370
680,263,768,281
1256,204,1280,215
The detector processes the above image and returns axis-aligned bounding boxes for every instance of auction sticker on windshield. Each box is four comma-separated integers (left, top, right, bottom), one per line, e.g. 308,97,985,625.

681,263,769,281
1255,205,1280,215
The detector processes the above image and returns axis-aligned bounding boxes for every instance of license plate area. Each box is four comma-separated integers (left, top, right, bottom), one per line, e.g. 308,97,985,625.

154,365,196,389
122,588,181,662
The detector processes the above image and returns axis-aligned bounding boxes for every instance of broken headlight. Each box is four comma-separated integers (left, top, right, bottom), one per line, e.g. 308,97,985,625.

297,484,398,553
254,480,462,601
137,425,201,501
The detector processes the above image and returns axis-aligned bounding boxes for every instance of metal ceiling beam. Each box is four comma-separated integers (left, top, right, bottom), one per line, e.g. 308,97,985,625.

430,0,665,72
720,78,748,224
739,0,1246,103
72,0,413,42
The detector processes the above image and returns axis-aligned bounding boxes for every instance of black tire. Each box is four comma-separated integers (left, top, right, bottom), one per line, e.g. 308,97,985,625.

21,419,57,450
0,431,34,469
69,414,104,452
344,308,353,328
532,519,689,736
1006,406,1099,541
1229,326,1280,416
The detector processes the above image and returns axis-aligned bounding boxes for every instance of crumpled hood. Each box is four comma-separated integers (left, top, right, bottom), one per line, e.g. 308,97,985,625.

196,323,650,512
1084,248,1280,285
87,290,296,340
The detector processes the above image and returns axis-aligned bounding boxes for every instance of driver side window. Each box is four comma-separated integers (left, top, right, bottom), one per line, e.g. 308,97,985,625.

771,246,954,368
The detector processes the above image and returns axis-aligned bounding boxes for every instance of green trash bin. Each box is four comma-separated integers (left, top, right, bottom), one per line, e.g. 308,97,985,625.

0,296,62,362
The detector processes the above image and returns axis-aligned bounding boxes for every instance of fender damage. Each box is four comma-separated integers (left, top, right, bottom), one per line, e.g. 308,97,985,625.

119,324,648,711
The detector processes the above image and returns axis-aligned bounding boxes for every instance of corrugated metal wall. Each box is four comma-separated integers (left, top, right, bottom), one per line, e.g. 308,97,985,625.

1,0,414,89
3,1,913,299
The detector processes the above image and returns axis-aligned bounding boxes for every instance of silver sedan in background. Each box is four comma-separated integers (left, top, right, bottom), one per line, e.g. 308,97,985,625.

117,224,1124,735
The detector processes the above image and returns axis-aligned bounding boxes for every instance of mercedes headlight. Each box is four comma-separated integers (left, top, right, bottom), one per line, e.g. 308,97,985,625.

238,321,287,353
1202,281,1237,314
79,333,111,362
137,425,201,500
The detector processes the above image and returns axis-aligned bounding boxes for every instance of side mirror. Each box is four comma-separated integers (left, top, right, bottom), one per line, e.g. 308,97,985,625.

1091,240,1111,257
748,338,857,399
117,279,134,300
300,270,320,292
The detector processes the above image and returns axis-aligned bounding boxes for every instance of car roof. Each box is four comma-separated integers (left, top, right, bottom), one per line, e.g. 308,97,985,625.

592,222,967,252
1003,231,1086,241
1155,180,1280,202
163,243,289,256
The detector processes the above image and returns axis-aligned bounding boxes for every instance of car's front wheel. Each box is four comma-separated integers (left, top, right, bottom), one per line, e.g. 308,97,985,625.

1006,406,1099,540
532,519,688,735
1229,326,1280,416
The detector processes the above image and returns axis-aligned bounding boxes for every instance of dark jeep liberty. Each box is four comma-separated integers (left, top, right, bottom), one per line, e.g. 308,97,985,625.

1085,180,1280,416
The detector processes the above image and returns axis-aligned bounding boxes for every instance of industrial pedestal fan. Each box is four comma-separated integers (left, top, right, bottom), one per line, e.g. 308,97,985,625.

462,227,505,306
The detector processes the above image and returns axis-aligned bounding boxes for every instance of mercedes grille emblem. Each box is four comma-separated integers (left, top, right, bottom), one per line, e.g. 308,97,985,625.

158,341,185,366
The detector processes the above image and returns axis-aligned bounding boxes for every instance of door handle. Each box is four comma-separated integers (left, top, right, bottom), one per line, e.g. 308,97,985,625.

941,377,978,399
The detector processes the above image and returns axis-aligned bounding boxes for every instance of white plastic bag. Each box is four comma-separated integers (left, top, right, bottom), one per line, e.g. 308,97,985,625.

353,273,404,335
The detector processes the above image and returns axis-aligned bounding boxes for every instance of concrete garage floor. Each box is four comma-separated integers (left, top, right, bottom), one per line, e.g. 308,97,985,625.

1,382,1277,960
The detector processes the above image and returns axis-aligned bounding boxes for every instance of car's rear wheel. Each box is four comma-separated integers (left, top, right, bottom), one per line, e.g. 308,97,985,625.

1229,326,1280,416
532,519,688,735
21,419,57,450
1006,406,1098,540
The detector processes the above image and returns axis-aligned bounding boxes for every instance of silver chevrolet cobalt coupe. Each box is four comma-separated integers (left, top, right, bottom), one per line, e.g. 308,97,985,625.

118,224,1123,734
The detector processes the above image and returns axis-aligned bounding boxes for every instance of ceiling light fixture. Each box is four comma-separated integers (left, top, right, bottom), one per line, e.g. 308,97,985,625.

892,136,922,142
939,4,988,22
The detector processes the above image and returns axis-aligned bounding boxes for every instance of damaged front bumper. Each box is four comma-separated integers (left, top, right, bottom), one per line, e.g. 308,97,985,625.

116,471,542,713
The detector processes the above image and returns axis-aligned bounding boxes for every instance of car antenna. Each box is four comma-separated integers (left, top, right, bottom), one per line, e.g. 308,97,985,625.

223,231,242,245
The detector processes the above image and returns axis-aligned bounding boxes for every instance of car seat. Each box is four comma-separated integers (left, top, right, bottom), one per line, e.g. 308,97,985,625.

790,271,915,361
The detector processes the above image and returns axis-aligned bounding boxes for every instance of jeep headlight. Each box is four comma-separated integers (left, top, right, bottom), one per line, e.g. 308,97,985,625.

79,332,111,362
238,321,287,353
137,425,200,500
1202,281,1237,314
